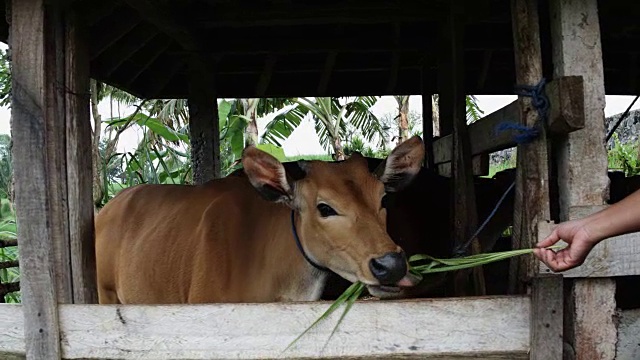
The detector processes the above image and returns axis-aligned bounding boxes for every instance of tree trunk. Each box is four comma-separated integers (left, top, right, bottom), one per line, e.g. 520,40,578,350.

90,80,104,207
432,94,440,137
244,98,259,146
397,96,410,145
332,136,345,161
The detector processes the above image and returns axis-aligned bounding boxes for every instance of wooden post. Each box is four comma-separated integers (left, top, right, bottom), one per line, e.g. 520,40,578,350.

549,1,616,359
65,8,98,304
188,65,220,184
509,1,562,359
437,2,483,296
421,65,435,170
11,0,64,358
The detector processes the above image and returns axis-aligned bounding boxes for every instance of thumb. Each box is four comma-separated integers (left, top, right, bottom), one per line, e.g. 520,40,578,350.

536,228,561,248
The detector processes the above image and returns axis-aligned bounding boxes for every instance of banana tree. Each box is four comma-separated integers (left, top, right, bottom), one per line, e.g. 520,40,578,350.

262,96,383,161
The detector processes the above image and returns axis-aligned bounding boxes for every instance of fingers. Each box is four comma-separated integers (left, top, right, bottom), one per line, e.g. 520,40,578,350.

536,228,561,248
534,247,576,272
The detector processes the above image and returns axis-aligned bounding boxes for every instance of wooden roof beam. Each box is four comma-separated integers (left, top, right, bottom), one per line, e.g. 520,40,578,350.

90,12,140,60
125,39,173,88
103,29,158,77
317,51,338,96
256,54,278,97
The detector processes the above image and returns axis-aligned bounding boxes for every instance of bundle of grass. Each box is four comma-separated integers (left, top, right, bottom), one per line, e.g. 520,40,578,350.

283,244,564,353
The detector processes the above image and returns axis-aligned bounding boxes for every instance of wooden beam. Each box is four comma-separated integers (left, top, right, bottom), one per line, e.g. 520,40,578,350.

509,4,561,360
438,1,482,296
437,154,489,177
89,11,140,60
125,38,172,88
386,51,400,94
102,27,158,77
317,51,337,96
256,54,278,97
188,67,219,184
11,0,64,358
549,1,616,359
65,8,98,304
477,49,493,90
0,296,532,359
432,76,585,166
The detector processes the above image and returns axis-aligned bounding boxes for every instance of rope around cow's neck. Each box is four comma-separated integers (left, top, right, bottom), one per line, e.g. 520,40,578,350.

290,210,329,272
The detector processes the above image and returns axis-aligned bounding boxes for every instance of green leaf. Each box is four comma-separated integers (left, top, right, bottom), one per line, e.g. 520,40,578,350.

256,144,286,161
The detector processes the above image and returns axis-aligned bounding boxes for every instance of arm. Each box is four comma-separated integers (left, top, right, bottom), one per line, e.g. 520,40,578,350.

534,187,640,272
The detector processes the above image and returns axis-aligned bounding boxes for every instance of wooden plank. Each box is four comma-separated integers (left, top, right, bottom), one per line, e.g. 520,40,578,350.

617,309,640,360
549,1,616,359
437,154,489,177
65,10,98,304
0,304,25,359
11,0,63,358
0,297,531,359
433,76,584,167
433,101,519,165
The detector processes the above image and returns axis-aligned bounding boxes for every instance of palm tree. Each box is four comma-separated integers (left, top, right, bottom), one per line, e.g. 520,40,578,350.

393,95,410,145
262,96,384,160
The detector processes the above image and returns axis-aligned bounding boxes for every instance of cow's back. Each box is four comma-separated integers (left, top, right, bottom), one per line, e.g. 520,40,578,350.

95,177,254,304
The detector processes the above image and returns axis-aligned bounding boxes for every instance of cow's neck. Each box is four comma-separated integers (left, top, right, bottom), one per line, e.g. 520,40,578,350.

252,205,329,302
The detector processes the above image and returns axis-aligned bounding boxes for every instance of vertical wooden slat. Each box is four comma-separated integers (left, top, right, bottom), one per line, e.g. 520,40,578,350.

65,8,97,304
421,65,435,170
550,2,616,358
11,0,64,358
438,1,481,296
509,1,561,358
188,65,220,184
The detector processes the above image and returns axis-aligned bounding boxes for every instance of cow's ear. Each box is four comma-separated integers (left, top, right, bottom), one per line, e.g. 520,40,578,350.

242,146,294,203
377,136,424,192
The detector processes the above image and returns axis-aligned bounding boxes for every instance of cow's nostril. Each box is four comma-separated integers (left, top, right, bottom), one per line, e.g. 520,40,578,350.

369,251,407,285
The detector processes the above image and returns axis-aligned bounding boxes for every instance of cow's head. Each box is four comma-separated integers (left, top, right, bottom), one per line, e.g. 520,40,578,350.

241,136,425,293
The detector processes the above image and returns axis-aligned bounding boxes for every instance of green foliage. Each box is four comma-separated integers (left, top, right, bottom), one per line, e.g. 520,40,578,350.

608,134,640,176
0,48,10,108
0,134,12,200
0,217,19,303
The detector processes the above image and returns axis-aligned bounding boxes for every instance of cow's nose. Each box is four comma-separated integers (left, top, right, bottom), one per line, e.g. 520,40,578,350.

369,251,407,285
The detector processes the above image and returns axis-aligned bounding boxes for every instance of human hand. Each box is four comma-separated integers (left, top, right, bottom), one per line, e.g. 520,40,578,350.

533,219,600,272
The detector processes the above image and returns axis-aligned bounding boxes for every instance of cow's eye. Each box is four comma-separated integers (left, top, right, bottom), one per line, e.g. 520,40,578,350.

381,194,389,209
317,203,338,217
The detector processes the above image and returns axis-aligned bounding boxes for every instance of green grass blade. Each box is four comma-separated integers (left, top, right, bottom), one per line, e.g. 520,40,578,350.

320,282,365,352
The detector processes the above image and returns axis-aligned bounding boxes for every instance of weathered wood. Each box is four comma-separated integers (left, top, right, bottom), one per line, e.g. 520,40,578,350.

617,309,640,360
530,275,563,360
564,279,617,360
256,54,277,97
508,0,551,292
65,10,98,304
550,1,616,359
537,208,640,277
509,2,559,358
11,0,63,358
546,75,585,134
188,67,220,184
0,260,19,269
0,297,531,359
0,304,25,359
437,154,489,177
317,51,337,96
421,83,434,170
438,1,482,296
433,76,584,167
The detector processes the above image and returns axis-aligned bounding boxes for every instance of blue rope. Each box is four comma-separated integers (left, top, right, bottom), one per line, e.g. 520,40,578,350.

495,78,549,145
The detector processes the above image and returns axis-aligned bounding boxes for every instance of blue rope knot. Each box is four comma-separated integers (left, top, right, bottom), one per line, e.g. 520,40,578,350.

496,78,549,145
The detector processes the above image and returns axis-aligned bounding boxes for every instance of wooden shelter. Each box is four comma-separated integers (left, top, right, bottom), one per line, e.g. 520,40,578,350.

0,0,639,358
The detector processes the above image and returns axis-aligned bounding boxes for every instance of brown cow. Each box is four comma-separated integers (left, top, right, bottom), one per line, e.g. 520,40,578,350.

95,136,426,304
